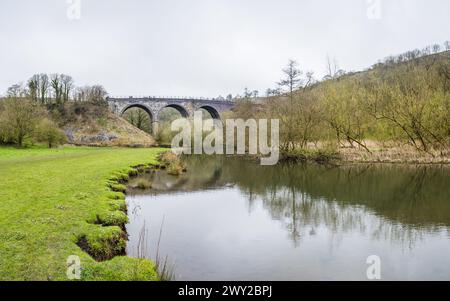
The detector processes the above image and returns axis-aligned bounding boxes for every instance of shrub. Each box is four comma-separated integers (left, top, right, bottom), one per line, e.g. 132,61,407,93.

159,152,186,176
159,151,179,166
0,97,43,146
34,118,67,148
167,163,183,176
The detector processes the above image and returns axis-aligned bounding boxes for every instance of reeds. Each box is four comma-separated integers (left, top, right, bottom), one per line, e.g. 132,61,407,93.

135,216,176,281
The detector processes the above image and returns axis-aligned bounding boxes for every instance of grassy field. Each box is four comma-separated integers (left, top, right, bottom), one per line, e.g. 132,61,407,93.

0,145,164,280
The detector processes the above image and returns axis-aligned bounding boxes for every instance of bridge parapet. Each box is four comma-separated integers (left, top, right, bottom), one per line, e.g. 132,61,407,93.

107,96,233,102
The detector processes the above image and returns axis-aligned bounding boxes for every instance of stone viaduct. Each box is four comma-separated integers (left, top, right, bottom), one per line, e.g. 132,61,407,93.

106,96,235,134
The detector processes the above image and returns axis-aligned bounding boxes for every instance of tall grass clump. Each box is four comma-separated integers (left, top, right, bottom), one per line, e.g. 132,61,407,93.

159,152,186,176
136,218,176,281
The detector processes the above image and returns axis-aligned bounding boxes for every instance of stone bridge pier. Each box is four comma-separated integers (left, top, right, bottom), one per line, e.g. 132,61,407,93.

106,97,235,134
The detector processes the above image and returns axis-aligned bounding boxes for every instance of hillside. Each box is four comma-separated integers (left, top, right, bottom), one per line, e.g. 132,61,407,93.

60,102,155,147
343,49,450,83
232,48,450,163
298,50,450,95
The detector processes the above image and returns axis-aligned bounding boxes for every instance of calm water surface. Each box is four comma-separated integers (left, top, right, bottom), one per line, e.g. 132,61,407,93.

125,156,450,280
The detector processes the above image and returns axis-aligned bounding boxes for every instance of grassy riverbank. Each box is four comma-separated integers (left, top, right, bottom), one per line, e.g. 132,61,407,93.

0,145,164,280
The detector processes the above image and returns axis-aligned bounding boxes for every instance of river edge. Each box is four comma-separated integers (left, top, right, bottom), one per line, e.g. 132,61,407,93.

114,148,448,279
210,153,450,166
94,151,184,281
99,161,164,278
0,146,167,280
255,148,450,165
157,143,449,165
120,151,449,280
124,155,450,281
71,151,170,280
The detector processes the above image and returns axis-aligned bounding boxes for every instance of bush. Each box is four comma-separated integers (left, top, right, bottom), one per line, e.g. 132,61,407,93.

159,152,186,176
0,97,43,146
34,118,67,148
167,163,184,176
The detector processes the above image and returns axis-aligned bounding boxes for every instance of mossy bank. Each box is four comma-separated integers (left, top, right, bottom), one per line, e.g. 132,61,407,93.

0,146,164,280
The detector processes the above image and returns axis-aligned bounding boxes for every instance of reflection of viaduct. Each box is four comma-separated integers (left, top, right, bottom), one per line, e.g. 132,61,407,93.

107,96,235,134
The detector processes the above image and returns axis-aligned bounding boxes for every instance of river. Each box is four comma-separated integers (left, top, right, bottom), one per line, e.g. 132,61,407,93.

125,156,450,280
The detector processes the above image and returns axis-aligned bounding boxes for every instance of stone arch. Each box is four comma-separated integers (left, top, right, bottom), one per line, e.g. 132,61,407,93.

120,104,154,122
120,104,155,134
199,105,221,119
160,104,190,118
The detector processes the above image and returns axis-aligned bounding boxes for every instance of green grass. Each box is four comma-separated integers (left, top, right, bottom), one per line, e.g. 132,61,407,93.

0,145,164,280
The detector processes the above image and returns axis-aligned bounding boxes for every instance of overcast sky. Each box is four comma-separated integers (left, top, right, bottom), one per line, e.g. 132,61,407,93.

0,0,449,98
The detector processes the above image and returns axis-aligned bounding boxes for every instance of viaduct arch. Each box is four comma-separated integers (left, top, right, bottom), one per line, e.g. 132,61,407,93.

107,96,235,134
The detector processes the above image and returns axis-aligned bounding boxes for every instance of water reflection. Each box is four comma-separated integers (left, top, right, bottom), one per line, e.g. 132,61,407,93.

126,156,450,280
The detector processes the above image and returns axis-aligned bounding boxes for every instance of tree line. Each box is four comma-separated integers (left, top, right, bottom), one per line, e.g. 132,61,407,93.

6,73,107,107
1,73,108,147
372,41,450,69
233,42,450,155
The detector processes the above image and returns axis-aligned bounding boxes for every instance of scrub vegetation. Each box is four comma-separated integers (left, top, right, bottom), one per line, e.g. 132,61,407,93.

159,152,187,175
0,74,154,148
232,43,450,163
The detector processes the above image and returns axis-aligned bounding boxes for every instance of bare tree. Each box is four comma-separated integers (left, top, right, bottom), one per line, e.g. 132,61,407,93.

265,88,281,97
89,85,108,102
61,75,74,103
73,85,107,103
6,83,27,97
432,44,441,53
243,87,253,99
278,60,303,95
50,74,63,105
275,60,317,151
304,71,316,89
27,75,40,102
444,41,450,51
422,46,431,56
324,55,345,79
38,74,49,104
